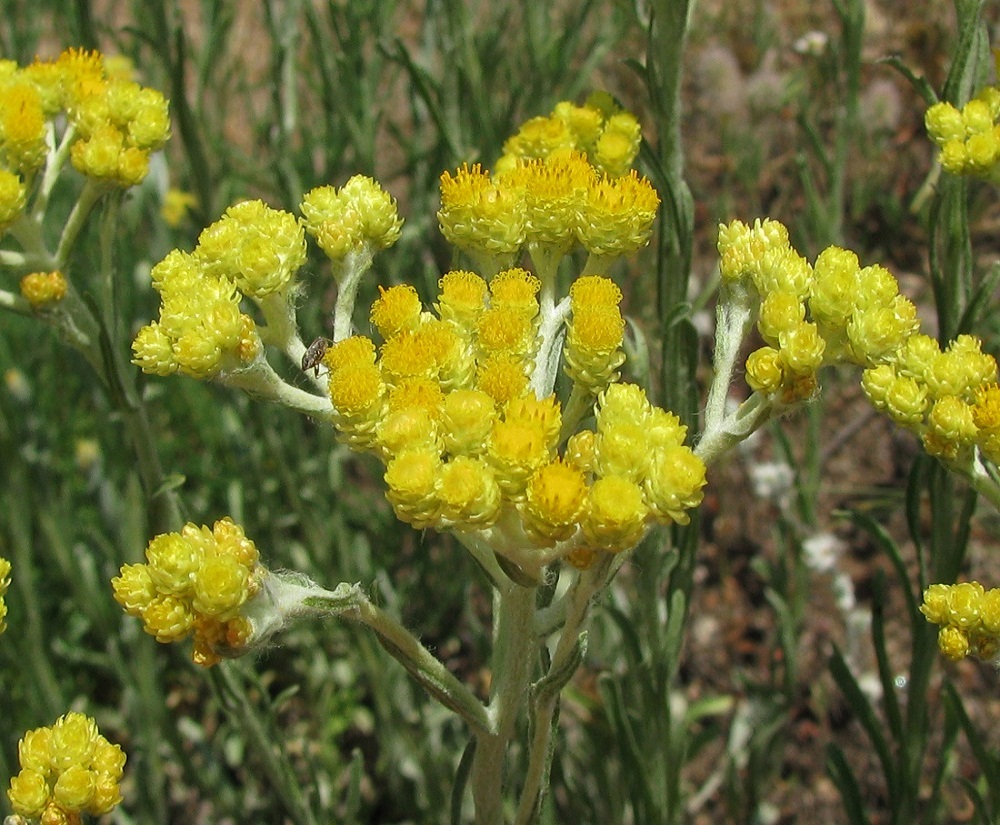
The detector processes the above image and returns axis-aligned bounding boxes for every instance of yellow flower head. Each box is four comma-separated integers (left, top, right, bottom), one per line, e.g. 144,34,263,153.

565,275,626,381
745,346,784,396
926,335,998,402
717,218,790,284
809,246,860,328
522,459,588,545
58,60,170,190
0,80,47,172
328,362,386,450
133,267,259,380
565,429,597,473
435,455,502,528
20,271,68,308
755,246,813,298
501,114,575,161
593,383,652,481
477,306,536,359
884,374,929,429
437,270,488,332
489,267,540,318
441,388,497,456
926,86,1000,182
438,163,526,257
564,303,626,391
325,335,377,371
777,321,826,376
571,274,622,309
577,170,660,257
55,48,106,111
340,175,404,250
644,445,707,525
384,449,442,528
925,101,965,145
380,325,455,385
582,475,648,552
161,188,197,227
973,383,1000,432
0,167,26,226
112,517,264,666
371,284,423,339
920,581,1000,662
487,407,555,498
924,395,977,461
758,291,806,344
197,200,307,297
7,712,125,821
301,176,402,259
937,625,971,660
593,112,642,177
502,152,594,249
846,296,919,366
377,401,441,459
552,101,603,152
500,97,642,177
476,354,530,404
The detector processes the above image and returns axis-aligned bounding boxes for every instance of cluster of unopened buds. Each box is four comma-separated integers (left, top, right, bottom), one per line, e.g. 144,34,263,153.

112,517,264,667
921,582,1000,661
5,712,126,825
925,53,1000,184
717,218,921,405
715,211,1000,666
714,216,1000,486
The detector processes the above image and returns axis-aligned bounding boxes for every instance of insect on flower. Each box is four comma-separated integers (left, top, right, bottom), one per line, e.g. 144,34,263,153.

301,336,331,376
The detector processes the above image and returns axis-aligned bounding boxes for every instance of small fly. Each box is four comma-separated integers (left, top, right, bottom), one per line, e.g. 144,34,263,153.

301,336,331,376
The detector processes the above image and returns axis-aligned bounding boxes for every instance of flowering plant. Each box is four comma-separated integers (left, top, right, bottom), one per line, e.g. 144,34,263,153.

4,4,1000,824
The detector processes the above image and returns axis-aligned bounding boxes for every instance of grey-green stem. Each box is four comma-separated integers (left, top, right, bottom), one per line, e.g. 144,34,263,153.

514,555,614,825
332,246,374,342
696,391,775,468
219,356,334,421
472,582,538,825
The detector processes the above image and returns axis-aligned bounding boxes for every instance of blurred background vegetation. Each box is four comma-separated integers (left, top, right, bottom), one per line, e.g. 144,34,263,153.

3,0,1000,823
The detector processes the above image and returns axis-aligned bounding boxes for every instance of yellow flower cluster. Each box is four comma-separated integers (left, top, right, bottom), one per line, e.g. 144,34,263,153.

498,94,642,177
112,517,263,667
718,218,920,404
134,179,400,378
718,219,1000,465
6,712,126,824
324,271,705,567
862,334,998,462
0,555,10,634
440,117,658,265
19,270,67,308
925,84,1000,183
132,200,307,377
300,175,403,261
0,48,169,193
133,103,685,572
921,581,1000,661
439,155,658,264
